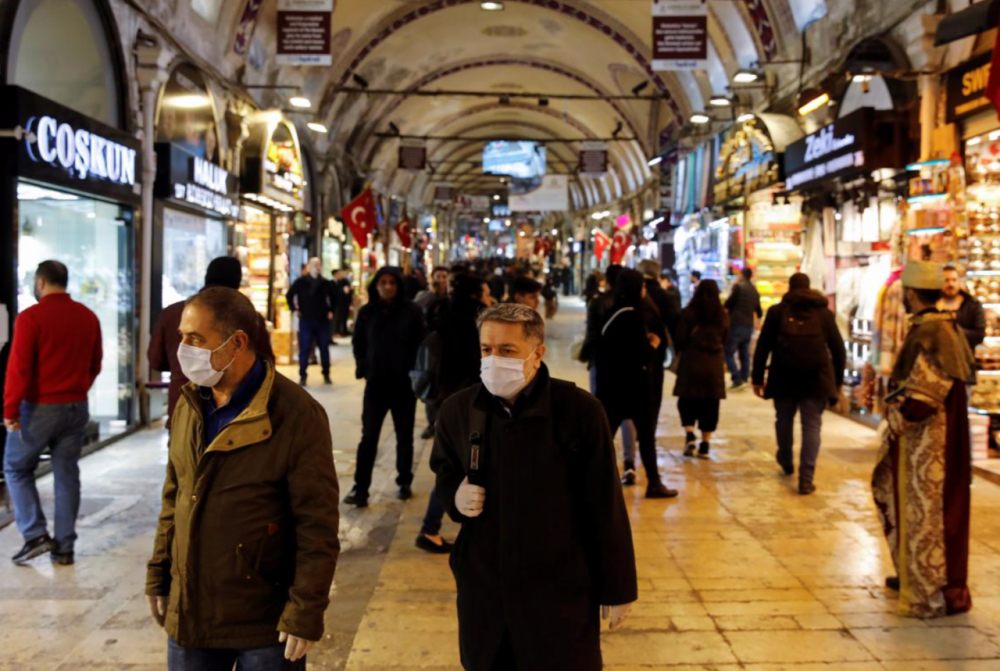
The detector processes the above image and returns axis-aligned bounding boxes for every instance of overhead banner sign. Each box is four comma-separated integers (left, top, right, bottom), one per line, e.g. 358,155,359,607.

946,51,993,124
579,141,609,176
276,0,333,66
433,183,454,203
509,175,570,212
398,139,427,171
652,0,708,71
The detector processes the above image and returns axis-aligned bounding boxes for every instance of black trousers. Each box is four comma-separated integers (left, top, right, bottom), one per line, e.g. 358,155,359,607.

605,398,660,486
648,364,665,424
355,378,417,493
677,397,720,433
491,629,517,671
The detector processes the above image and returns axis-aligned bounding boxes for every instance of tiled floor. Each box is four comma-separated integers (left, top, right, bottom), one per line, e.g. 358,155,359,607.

2,298,1000,670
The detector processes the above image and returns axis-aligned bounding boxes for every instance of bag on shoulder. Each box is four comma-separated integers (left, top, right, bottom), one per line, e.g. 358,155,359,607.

410,331,442,402
776,306,829,370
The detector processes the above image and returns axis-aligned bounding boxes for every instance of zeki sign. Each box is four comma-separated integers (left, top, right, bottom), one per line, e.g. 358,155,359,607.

25,115,137,187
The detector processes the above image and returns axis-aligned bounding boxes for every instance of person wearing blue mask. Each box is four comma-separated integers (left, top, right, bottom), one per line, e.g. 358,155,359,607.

430,303,637,671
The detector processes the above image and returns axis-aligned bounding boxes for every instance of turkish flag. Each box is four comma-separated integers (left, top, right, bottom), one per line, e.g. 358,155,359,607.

610,227,630,264
594,229,611,260
341,189,377,249
395,218,413,249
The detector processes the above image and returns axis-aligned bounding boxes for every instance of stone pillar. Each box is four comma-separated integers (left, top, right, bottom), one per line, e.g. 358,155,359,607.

919,13,946,161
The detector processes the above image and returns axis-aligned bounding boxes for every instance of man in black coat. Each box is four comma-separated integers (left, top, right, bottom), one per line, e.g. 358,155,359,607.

345,267,427,507
332,269,354,337
752,273,845,495
287,258,333,386
431,304,637,671
725,267,763,390
940,266,987,349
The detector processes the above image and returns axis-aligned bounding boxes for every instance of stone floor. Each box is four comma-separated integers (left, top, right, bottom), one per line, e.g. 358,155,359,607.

2,297,1000,670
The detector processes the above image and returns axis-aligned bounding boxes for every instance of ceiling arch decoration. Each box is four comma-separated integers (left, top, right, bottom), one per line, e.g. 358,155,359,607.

742,0,780,61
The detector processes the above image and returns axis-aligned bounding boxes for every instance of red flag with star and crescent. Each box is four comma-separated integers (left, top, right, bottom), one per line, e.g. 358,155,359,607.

342,189,377,249
395,218,413,249
610,227,631,264
594,229,611,261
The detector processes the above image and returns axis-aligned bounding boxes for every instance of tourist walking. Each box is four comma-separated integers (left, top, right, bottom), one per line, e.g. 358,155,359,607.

673,280,727,458
431,304,637,671
724,267,762,389
287,257,334,386
752,273,844,495
872,261,976,618
4,261,102,566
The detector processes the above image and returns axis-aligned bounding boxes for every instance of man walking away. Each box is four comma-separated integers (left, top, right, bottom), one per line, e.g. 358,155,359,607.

752,273,844,495
725,267,762,390
332,269,354,337
511,276,542,311
149,256,273,429
287,257,333,387
4,261,101,566
873,261,976,618
146,287,339,668
431,304,637,671
346,267,427,507
939,265,986,350
415,266,451,311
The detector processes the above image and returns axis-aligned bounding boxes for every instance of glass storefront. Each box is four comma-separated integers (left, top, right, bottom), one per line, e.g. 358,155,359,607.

161,208,227,307
16,180,134,439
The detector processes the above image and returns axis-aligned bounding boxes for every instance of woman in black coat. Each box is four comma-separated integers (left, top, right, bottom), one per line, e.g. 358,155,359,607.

595,268,677,499
673,280,728,458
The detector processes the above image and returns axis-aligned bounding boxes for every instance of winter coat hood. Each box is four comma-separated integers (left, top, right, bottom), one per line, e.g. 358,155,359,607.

367,266,407,304
782,288,828,309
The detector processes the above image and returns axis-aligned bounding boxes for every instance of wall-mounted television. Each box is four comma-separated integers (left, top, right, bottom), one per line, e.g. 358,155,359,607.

483,141,547,179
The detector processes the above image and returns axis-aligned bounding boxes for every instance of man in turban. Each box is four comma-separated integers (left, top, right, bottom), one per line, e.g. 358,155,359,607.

873,260,976,618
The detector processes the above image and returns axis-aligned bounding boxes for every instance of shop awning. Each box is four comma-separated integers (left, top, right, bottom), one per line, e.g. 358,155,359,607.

935,0,1000,46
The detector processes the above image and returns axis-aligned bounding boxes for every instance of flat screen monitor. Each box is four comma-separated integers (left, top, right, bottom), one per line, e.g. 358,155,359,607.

482,141,547,179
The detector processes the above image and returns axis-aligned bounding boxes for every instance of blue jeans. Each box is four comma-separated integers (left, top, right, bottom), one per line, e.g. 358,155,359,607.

298,319,331,378
725,324,755,385
167,638,305,670
774,396,826,486
421,487,445,536
3,401,89,553
589,368,638,467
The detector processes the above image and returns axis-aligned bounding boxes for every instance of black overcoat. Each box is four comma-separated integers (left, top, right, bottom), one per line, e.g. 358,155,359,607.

672,310,728,400
430,365,637,671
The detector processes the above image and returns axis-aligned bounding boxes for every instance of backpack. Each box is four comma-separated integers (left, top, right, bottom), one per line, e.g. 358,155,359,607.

409,331,442,402
776,305,829,370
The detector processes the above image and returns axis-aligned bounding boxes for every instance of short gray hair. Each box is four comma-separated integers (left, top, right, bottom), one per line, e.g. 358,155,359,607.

477,303,545,343
638,259,661,279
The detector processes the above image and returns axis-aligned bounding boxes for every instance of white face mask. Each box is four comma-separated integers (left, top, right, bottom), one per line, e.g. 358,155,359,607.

480,348,537,400
177,335,236,388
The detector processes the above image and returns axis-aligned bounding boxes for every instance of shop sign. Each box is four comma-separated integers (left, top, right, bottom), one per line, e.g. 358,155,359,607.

3,86,142,204
156,144,239,217
398,139,427,171
276,0,334,66
579,141,609,176
433,184,454,203
782,110,905,192
714,120,779,203
946,51,994,123
652,0,708,71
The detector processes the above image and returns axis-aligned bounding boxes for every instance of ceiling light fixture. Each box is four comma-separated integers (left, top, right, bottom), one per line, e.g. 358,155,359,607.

480,1,505,9
167,94,211,109
493,194,501,201
737,113,755,123
733,69,760,84
289,96,311,108
709,96,731,107
647,156,663,167
689,113,711,125
797,90,830,116
307,122,328,133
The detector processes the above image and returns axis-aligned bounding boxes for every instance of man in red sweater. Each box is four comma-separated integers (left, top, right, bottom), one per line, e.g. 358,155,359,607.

3,260,102,566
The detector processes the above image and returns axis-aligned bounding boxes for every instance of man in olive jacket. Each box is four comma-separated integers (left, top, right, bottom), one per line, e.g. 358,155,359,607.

431,304,637,671
146,287,340,669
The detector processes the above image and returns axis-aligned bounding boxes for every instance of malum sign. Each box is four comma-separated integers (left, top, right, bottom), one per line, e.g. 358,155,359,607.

25,115,137,186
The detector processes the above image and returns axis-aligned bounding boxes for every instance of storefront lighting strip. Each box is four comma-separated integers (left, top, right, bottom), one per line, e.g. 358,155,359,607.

907,226,947,235
905,160,951,171
983,303,1000,310
969,270,1000,277
906,194,948,204
969,406,993,415
976,370,1000,376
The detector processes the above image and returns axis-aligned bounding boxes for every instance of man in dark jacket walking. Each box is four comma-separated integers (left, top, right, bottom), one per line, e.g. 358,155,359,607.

149,257,274,429
725,267,762,390
346,267,427,507
940,266,986,350
332,269,354,337
146,287,339,669
431,304,637,671
287,258,334,387
752,273,845,495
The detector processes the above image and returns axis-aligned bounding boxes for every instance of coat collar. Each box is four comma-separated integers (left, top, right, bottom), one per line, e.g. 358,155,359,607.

181,360,275,454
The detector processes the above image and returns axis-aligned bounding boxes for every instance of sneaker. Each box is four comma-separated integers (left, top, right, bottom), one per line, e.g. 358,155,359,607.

621,469,636,486
645,483,679,499
798,482,817,496
344,487,369,508
729,381,745,391
50,551,74,566
323,375,333,385
683,432,697,457
420,425,436,440
698,441,710,459
12,534,56,565
415,534,453,555
399,484,413,501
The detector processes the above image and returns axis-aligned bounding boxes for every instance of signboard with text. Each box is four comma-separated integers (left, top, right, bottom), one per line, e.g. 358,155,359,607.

946,51,994,124
398,139,427,171
579,141,609,176
652,0,708,71
276,0,333,66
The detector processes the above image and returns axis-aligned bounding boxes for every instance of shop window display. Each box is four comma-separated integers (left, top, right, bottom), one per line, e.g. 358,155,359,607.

16,181,133,439
161,208,227,307
745,190,803,311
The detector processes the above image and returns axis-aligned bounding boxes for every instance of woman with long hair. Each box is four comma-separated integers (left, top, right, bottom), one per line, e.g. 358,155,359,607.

673,280,728,458
595,268,677,498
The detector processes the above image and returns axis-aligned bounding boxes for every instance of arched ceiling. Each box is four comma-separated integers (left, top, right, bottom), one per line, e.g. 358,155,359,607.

199,0,810,207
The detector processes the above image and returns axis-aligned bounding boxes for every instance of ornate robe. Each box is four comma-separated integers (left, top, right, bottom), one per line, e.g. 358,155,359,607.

873,311,976,618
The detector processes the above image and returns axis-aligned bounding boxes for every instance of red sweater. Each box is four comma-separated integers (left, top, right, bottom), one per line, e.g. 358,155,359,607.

3,293,102,419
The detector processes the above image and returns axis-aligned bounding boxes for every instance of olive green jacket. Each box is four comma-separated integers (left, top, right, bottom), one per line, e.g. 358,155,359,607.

146,361,340,649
